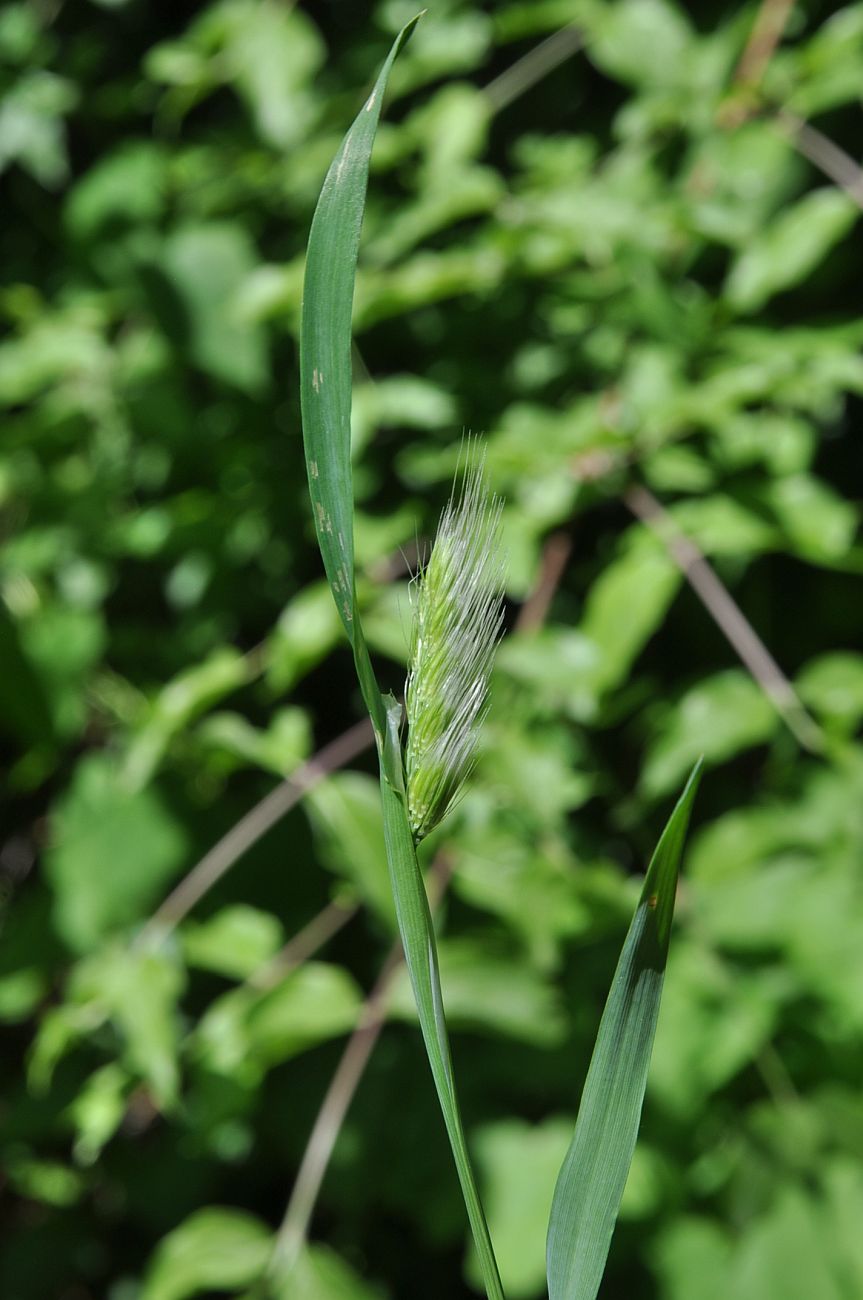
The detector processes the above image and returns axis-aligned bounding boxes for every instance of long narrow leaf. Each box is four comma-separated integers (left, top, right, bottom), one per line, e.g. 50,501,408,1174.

299,18,423,739
298,21,505,1300
546,760,702,1300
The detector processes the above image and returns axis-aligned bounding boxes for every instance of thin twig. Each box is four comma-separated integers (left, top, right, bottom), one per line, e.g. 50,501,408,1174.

754,1040,800,1105
718,0,795,127
270,948,402,1275
734,0,795,90
247,898,359,991
624,483,825,754
483,24,584,114
515,530,572,633
270,853,456,1276
137,717,375,947
776,108,863,210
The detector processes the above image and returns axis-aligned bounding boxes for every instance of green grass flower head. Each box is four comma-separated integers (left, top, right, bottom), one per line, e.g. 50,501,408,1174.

405,451,505,841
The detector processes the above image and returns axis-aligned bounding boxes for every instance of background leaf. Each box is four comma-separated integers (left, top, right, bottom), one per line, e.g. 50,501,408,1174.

140,1207,272,1300
44,755,188,953
148,223,269,392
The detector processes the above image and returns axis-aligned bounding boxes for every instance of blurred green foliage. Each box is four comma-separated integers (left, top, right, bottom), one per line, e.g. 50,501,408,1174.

2,1,863,1296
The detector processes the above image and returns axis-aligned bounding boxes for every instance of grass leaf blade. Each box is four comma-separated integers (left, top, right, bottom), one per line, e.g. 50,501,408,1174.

300,15,421,734
546,760,703,1300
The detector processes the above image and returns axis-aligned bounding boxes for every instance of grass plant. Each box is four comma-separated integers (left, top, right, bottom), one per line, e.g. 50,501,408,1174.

300,17,701,1299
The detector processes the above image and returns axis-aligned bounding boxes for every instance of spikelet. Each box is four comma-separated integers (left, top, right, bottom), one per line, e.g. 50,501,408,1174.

405,451,505,841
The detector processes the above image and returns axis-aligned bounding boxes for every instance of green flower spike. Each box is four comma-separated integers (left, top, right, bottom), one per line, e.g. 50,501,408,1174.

405,452,505,842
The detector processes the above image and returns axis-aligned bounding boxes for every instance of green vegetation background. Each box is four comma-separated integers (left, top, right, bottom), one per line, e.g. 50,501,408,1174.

2,1,863,1296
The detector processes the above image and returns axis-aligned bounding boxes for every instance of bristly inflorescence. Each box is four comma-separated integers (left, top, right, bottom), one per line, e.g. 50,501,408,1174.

405,452,505,842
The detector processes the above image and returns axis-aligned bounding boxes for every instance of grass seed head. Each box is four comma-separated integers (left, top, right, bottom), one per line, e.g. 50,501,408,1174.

405,451,505,841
